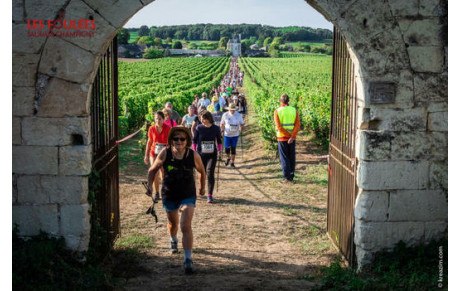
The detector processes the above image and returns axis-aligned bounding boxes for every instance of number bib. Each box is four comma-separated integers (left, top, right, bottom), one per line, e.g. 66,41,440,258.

154,143,167,155
201,141,215,154
229,124,239,135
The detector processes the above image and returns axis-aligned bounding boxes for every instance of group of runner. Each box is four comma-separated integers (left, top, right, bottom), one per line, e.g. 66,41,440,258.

144,57,246,274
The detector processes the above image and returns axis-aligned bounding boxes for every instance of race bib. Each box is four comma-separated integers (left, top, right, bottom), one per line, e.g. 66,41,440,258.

154,143,167,155
201,141,215,154
229,124,239,134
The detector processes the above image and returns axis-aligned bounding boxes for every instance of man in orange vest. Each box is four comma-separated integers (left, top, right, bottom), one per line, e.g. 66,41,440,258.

274,94,300,184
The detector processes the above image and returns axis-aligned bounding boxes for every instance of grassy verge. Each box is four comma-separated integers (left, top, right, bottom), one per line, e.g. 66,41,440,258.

12,228,111,290
312,239,448,290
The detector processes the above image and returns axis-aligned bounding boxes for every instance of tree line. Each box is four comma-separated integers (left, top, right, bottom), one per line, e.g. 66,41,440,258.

125,23,332,42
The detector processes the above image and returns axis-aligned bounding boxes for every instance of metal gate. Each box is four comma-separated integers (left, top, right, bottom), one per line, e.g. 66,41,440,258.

91,37,120,251
327,27,358,267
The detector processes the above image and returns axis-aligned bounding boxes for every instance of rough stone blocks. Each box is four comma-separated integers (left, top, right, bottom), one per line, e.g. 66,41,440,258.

60,204,90,236
59,145,92,175
408,46,444,73
17,175,88,204
354,190,389,221
22,117,90,146
13,117,22,145
388,190,447,221
357,160,429,190
429,162,447,190
13,54,40,87
355,220,424,250
37,78,90,118
82,0,145,28
428,111,447,132
13,86,35,117
13,146,58,175
39,37,96,84
13,205,59,236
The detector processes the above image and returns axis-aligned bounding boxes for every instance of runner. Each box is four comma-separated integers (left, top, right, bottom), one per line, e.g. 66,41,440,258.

181,105,197,129
236,93,247,115
144,111,171,202
146,126,206,274
163,108,177,128
192,111,222,203
191,94,200,114
212,104,223,127
191,106,207,136
197,92,211,109
164,102,182,125
220,103,244,168
207,96,219,113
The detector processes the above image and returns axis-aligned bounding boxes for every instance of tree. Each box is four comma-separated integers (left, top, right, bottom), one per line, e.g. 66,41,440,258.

165,37,172,43
117,28,130,45
154,37,163,46
143,47,163,59
271,37,284,49
138,25,150,37
187,43,197,49
268,46,280,58
218,37,229,49
263,37,272,50
172,40,183,49
137,36,154,44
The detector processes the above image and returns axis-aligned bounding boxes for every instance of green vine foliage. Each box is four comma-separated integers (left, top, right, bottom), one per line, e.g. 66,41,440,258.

87,169,109,260
240,54,332,146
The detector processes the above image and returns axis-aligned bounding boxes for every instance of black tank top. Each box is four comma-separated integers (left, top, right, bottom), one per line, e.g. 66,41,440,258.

161,148,196,201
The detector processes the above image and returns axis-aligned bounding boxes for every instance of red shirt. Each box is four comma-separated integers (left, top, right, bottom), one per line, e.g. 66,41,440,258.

163,119,177,128
148,124,171,157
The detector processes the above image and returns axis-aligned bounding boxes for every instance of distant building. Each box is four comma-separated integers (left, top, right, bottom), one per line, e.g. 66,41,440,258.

227,35,241,57
250,44,259,50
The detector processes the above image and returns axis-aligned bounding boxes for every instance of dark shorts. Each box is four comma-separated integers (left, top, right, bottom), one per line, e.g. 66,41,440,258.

162,196,196,212
224,136,239,148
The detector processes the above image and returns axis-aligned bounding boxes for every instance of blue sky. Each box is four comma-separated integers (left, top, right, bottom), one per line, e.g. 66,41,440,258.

124,0,332,29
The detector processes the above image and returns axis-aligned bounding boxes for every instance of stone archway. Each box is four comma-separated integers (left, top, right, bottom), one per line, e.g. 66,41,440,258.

12,0,447,268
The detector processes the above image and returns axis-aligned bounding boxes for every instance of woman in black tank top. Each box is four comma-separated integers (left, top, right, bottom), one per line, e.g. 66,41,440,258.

146,126,206,274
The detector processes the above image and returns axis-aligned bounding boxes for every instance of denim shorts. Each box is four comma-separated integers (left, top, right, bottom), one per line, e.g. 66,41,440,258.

162,196,196,212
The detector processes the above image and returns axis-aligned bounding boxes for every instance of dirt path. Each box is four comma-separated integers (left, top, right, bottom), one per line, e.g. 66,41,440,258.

108,101,336,290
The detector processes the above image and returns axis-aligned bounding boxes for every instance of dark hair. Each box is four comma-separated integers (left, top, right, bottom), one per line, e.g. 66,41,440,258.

155,110,165,119
201,111,215,124
280,94,289,104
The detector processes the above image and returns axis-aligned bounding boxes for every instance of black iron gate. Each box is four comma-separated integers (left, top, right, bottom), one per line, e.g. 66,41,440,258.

91,37,120,251
327,27,358,267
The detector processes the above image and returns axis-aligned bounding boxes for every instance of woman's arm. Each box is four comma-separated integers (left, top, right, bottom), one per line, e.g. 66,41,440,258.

144,128,153,165
146,148,166,194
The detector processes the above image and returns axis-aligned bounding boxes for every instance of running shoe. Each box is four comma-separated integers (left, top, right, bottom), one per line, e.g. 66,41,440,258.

154,192,160,203
279,179,290,184
225,158,231,166
207,195,213,203
184,258,194,274
170,240,178,254
230,163,236,169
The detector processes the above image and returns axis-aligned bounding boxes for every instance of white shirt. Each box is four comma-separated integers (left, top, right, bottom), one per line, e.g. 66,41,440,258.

220,111,244,137
197,98,211,109
218,96,226,110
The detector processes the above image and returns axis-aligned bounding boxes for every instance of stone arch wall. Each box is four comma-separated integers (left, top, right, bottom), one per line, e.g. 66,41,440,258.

12,0,447,266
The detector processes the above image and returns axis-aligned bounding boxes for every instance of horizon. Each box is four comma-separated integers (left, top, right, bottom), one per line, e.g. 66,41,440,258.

124,23,333,31
124,0,333,30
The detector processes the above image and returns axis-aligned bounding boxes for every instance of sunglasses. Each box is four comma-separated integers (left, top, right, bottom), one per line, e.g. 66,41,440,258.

172,137,186,142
